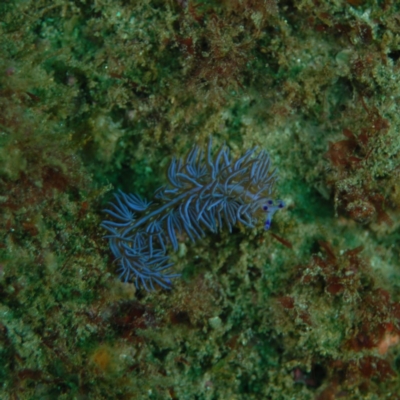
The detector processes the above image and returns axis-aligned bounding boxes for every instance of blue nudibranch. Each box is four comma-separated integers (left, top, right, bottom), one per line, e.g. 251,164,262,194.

101,138,284,291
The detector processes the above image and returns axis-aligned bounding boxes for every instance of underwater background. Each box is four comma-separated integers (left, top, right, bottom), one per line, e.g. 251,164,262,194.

1,0,400,398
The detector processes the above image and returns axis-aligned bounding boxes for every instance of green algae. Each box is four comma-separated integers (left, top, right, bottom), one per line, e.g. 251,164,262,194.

1,0,400,399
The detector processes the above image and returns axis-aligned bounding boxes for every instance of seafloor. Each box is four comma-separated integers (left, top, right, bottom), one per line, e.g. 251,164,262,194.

1,0,400,399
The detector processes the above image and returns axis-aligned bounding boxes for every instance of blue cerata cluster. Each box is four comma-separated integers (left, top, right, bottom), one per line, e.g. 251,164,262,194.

101,138,284,291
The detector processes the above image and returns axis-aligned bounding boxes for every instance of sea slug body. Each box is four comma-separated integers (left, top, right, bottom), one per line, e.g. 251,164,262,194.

101,138,284,291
